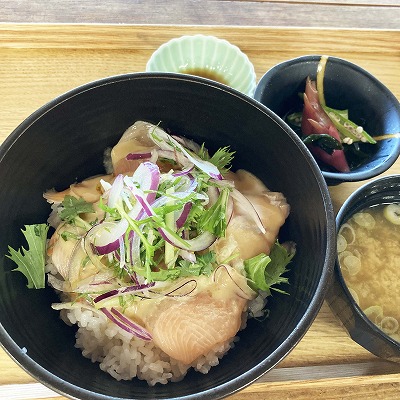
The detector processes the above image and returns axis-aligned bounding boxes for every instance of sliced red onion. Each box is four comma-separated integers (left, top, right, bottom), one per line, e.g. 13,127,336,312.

175,175,197,193
150,188,205,211
118,236,126,270
159,228,216,252
175,202,192,229
129,230,141,268
132,190,155,218
107,174,124,208
206,185,220,207
82,234,110,275
178,248,196,263
100,178,112,192
101,307,152,341
148,127,223,180
230,188,266,234
94,281,156,304
74,272,116,294
87,220,129,255
126,152,152,160
126,161,160,204
172,164,195,177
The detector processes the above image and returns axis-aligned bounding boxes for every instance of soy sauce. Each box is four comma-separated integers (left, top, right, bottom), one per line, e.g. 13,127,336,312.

181,68,228,85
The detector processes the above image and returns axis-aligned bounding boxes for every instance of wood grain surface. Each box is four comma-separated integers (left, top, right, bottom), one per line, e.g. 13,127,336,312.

0,23,400,400
1,0,400,29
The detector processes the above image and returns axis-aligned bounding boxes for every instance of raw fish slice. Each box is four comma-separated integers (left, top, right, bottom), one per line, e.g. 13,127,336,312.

214,169,290,260
145,292,247,365
111,121,157,175
47,224,86,279
47,224,102,290
43,174,113,204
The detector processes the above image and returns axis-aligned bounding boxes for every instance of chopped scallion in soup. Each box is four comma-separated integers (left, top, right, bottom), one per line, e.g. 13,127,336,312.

338,203,400,343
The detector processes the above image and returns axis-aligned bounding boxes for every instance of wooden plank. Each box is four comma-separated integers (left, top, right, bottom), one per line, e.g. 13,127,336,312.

1,1,399,29
232,0,400,5
0,24,398,54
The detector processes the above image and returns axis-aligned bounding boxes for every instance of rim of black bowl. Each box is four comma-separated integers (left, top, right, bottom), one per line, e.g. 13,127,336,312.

0,72,336,400
254,55,400,185
335,174,400,352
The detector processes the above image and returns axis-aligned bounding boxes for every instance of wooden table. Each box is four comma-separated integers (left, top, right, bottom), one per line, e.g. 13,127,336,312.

1,0,400,29
1,21,400,400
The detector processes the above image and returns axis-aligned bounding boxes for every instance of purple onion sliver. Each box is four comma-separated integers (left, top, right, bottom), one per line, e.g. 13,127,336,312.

95,289,119,303
172,164,195,177
175,202,192,228
94,282,155,303
95,239,120,255
110,307,152,340
125,152,152,160
101,308,152,341
158,228,216,251
135,193,154,217
107,174,124,208
210,172,223,180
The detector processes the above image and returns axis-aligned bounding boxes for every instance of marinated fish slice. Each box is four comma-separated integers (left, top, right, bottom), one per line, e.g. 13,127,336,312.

146,292,247,365
111,121,157,175
44,174,113,204
214,169,290,260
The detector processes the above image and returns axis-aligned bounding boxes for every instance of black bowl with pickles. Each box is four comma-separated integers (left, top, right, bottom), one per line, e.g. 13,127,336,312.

254,55,400,185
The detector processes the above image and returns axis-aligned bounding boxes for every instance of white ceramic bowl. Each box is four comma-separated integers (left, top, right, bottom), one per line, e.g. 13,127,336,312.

146,35,257,97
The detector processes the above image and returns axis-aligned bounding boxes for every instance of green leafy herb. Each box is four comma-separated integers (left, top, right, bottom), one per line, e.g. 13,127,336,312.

7,224,49,289
208,146,235,173
199,187,230,237
244,241,295,294
59,195,94,223
178,251,216,277
198,145,235,174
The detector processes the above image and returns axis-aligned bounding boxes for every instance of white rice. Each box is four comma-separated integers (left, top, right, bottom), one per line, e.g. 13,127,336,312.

59,306,236,386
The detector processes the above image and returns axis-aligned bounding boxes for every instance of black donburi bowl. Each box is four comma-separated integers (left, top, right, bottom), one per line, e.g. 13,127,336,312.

0,73,335,400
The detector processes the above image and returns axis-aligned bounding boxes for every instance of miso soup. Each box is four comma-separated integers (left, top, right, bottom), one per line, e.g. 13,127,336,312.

337,203,400,342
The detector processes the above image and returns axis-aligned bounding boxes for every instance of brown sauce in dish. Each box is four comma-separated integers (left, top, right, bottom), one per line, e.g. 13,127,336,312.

181,68,229,85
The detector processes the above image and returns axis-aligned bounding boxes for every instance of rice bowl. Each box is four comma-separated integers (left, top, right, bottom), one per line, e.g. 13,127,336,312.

0,73,335,400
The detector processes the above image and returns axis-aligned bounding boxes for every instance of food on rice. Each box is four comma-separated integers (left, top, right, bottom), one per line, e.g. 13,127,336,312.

9,121,295,385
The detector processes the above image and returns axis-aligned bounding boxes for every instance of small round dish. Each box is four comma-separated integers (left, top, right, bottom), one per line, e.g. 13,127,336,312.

254,55,400,185
326,175,400,363
146,35,257,97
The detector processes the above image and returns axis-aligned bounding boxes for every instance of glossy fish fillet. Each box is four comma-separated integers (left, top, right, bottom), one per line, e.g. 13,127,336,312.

131,268,254,365
43,174,113,204
145,292,247,365
111,121,157,175
214,169,290,260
